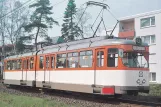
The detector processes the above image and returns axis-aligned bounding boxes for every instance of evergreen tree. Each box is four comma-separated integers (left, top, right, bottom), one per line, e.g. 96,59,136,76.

16,36,32,53
61,0,82,42
24,0,58,51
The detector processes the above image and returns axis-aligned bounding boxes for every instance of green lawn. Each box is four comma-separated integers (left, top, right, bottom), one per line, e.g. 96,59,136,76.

0,92,75,107
149,84,161,97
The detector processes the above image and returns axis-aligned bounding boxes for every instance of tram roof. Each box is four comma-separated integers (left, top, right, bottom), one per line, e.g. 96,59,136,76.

6,36,148,59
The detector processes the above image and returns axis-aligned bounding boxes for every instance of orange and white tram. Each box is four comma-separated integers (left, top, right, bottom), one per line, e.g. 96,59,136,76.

3,37,149,96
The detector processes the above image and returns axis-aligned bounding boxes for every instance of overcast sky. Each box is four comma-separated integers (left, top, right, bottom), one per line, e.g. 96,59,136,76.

48,0,161,38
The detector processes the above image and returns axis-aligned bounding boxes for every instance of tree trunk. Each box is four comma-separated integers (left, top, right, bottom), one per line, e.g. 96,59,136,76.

71,9,73,41
81,24,84,39
35,27,40,51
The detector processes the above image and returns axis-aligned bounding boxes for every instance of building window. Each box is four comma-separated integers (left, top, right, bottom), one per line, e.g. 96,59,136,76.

140,16,155,28
56,54,67,68
107,48,118,67
149,72,156,82
67,52,79,68
79,50,93,68
143,36,150,44
151,35,156,44
141,35,156,44
151,16,155,25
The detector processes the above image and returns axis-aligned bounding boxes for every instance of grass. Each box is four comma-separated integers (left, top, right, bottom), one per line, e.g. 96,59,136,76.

0,92,76,107
149,84,161,97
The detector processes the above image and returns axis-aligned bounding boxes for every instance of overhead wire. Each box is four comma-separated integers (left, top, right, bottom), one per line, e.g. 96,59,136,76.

0,0,68,20
0,0,34,20
76,5,88,26
101,9,108,36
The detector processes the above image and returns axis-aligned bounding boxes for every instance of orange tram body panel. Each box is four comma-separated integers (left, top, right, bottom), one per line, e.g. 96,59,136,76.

3,37,149,96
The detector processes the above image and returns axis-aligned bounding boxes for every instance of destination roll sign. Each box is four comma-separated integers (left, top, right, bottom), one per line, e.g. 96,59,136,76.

133,46,145,51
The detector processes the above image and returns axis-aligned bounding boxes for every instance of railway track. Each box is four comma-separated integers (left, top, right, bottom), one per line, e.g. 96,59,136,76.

0,83,161,107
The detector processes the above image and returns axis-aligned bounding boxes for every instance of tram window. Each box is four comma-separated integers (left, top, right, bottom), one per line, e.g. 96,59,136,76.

7,61,10,70
30,57,34,69
17,59,22,70
23,60,27,69
39,56,44,69
27,59,29,69
12,60,17,70
67,52,79,68
51,56,55,68
97,51,104,67
4,62,7,70
9,61,12,70
107,48,118,67
56,54,66,68
46,57,50,68
79,50,93,68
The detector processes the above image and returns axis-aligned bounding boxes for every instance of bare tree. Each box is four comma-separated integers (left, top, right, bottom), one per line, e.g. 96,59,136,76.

76,7,92,39
5,0,29,54
0,0,9,78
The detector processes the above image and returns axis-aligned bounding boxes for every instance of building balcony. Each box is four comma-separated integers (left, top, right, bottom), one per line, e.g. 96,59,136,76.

118,30,135,39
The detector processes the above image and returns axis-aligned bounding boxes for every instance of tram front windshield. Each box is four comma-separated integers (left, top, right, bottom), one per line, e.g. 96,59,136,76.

122,52,149,68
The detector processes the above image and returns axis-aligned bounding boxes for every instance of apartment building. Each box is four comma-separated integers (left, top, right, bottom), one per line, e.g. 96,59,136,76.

118,10,161,83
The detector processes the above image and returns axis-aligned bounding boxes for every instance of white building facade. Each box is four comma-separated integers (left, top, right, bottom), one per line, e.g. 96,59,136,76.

118,10,161,84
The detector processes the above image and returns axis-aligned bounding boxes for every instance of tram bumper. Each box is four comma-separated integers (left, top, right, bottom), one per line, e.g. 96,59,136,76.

115,86,149,94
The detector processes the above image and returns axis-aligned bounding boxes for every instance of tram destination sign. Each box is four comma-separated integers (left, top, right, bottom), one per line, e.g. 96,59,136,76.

133,46,145,51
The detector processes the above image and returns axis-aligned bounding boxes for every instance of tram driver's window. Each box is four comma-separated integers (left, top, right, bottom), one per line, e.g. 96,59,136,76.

107,48,118,67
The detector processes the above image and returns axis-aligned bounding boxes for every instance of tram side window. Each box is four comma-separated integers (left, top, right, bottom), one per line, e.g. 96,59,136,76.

4,62,6,70
10,61,13,70
107,48,118,67
79,50,93,68
30,57,34,69
27,59,29,69
46,57,50,68
57,54,66,68
5,62,7,70
12,60,17,70
51,56,55,68
17,59,22,70
23,60,27,69
39,56,44,69
67,52,79,68
97,51,104,67
7,61,11,70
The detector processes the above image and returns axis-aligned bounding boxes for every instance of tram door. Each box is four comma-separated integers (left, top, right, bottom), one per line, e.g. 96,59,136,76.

22,58,28,81
95,49,105,69
44,55,50,83
94,49,105,85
